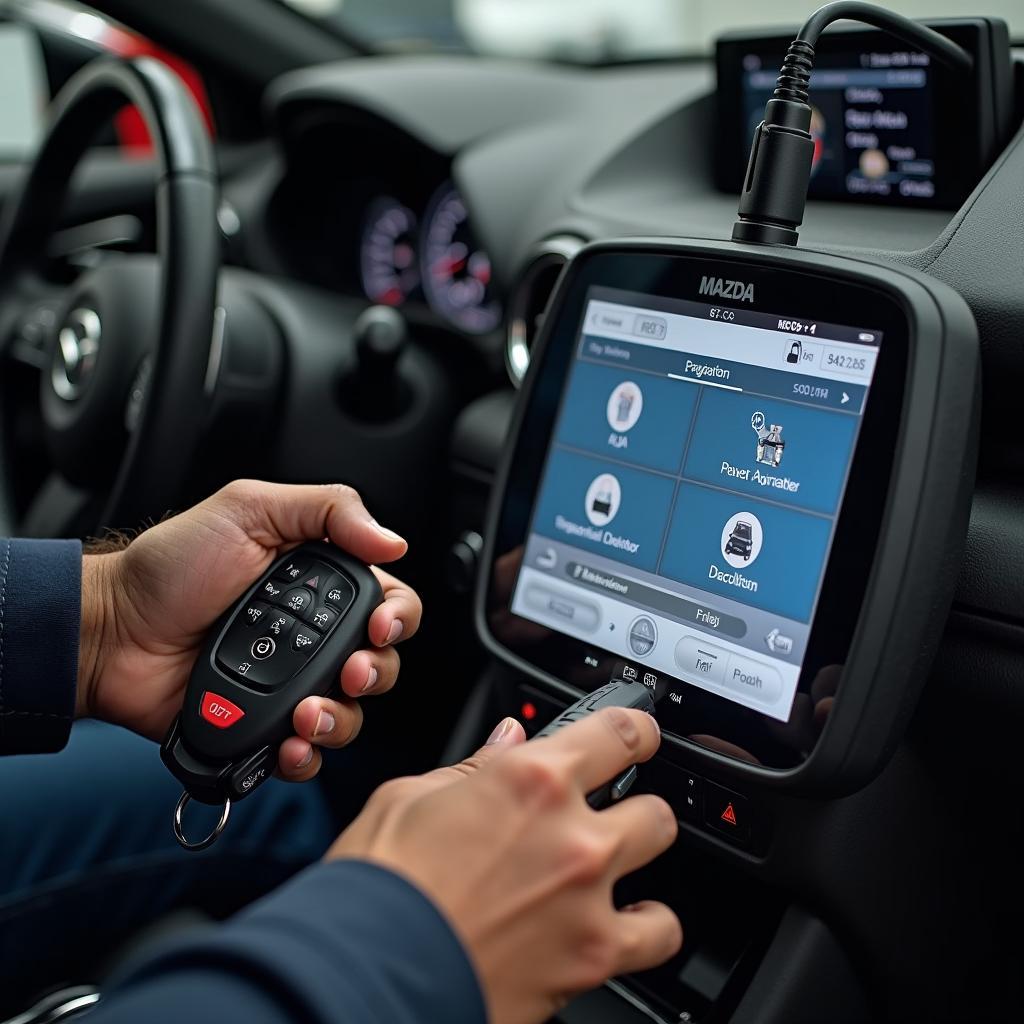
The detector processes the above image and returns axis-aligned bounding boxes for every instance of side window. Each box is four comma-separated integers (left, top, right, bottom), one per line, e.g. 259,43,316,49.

0,0,214,163
0,22,48,159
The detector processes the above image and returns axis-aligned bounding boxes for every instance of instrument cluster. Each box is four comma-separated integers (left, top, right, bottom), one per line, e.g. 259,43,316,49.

359,182,502,335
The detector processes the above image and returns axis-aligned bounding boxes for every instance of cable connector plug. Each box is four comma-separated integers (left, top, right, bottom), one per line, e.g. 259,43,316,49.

732,39,816,246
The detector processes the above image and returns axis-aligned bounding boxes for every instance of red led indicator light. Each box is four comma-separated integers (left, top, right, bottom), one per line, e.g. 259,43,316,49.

521,701,537,722
720,802,738,826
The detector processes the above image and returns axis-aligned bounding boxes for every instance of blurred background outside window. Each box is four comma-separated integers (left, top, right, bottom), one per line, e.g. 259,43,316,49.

284,0,1023,62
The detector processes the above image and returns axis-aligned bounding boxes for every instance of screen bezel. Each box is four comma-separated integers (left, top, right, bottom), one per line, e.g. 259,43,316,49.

715,23,990,210
478,242,912,777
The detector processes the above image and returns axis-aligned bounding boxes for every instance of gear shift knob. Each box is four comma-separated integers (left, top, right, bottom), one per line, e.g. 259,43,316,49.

355,305,406,376
347,305,409,421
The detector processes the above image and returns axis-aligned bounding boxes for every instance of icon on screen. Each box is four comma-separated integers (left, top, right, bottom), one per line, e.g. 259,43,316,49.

536,547,557,570
765,628,794,655
786,340,802,364
751,411,786,467
628,616,658,657
585,473,621,528
606,381,643,433
721,511,763,568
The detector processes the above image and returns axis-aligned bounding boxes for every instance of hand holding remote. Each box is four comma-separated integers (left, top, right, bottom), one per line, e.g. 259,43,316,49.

77,480,421,785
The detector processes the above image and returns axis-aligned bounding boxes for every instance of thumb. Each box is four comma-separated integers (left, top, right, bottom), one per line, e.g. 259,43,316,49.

417,717,527,793
213,480,408,564
453,717,528,773
482,716,528,749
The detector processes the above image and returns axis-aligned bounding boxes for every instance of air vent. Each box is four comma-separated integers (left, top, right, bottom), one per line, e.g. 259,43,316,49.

506,235,584,386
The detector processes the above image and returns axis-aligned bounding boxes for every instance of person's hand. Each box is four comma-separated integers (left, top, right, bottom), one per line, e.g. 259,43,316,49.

77,480,421,781
329,708,682,1024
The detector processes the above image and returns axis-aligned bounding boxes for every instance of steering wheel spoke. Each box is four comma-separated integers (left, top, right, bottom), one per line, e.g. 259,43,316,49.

4,297,63,369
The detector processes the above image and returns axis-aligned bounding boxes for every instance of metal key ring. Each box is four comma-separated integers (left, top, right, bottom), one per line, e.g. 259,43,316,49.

173,791,231,852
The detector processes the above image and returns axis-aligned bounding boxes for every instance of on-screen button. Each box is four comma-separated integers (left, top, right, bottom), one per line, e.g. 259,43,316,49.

721,654,783,703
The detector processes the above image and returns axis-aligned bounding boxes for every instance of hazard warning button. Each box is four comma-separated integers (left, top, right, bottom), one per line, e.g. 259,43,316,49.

703,781,751,848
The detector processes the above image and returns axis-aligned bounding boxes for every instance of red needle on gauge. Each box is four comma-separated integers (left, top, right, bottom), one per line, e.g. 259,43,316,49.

436,256,466,276
434,242,468,277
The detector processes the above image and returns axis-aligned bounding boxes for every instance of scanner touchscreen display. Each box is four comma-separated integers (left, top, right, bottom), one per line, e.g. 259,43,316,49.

510,286,882,723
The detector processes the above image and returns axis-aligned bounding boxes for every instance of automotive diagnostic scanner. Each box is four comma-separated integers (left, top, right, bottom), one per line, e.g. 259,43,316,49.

478,238,979,799
161,542,383,850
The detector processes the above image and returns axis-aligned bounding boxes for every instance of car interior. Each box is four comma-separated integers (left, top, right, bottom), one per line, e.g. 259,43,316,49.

0,0,1022,1021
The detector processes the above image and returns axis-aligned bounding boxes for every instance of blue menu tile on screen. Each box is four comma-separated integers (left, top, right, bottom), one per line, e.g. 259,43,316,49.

555,361,698,473
683,389,859,515
660,482,833,622
533,448,676,573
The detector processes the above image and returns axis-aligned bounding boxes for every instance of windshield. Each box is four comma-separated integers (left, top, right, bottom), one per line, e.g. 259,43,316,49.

280,0,1024,61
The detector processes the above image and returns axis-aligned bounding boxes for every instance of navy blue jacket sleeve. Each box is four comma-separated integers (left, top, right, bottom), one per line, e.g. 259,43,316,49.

0,538,81,754
92,860,488,1024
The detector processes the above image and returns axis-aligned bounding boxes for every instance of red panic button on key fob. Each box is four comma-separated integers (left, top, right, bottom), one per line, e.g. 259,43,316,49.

200,691,246,729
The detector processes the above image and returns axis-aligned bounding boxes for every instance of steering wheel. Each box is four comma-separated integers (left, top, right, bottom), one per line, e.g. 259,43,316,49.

0,57,219,537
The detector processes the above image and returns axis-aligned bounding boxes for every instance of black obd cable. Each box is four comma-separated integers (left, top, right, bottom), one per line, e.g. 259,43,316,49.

731,1,973,246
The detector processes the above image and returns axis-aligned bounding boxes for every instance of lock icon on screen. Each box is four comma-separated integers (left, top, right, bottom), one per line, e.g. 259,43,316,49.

787,340,802,364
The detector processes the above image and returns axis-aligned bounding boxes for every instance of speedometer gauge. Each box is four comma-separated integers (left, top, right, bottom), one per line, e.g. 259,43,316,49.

360,198,419,306
421,184,502,334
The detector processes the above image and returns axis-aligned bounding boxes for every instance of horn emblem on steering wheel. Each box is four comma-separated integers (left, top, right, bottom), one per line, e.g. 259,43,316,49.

51,307,101,401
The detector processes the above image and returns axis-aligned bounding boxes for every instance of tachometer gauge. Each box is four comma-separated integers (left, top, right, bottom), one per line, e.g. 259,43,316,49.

422,184,502,334
360,198,419,306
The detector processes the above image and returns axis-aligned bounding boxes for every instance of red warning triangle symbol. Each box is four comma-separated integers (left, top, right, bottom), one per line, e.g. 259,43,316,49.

304,576,320,590
720,802,738,826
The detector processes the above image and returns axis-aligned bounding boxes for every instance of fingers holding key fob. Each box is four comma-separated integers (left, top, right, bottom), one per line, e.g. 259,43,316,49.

161,542,386,849
277,564,422,783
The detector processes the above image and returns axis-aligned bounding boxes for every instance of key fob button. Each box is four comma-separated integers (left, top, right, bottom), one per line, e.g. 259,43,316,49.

251,636,276,661
263,610,295,638
200,690,246,729
322,574,355,612
309,605,338,632
242,602,268,628
275,559,310,583
217,627,288,687
291,627,321,655
280,588,314,618
261,580,284,600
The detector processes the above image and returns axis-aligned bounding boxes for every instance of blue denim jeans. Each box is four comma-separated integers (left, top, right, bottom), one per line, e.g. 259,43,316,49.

0,721,336,1009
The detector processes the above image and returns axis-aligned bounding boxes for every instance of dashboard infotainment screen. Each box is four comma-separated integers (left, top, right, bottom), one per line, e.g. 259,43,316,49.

509,286,882,724
716,20,1013,210
740,48,939,203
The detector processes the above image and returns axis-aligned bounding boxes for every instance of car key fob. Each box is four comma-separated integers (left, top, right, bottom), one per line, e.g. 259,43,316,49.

161,541,383,850
533,680,655,809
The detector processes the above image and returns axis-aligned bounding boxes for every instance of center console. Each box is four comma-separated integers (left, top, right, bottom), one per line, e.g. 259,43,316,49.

457,237,979,1021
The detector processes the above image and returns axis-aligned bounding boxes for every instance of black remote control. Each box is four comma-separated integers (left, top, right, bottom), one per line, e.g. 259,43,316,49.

533,680,656,809
161,541,383,849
